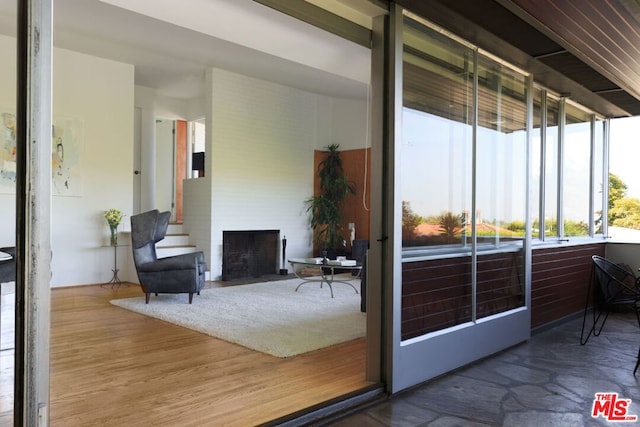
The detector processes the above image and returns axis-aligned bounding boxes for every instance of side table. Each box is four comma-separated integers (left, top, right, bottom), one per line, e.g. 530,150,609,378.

102,244,128,289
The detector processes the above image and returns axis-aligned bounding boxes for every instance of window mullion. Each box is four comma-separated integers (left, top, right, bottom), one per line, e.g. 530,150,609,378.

557,98,566,238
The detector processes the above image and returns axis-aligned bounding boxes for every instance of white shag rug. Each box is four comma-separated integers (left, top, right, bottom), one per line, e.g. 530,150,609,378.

110,276,365,358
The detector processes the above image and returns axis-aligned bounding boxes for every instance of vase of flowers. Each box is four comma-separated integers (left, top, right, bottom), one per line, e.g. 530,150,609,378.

104,208,125,246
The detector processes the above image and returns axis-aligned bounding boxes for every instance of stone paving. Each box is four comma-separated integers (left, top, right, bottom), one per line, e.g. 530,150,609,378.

329,311,640,426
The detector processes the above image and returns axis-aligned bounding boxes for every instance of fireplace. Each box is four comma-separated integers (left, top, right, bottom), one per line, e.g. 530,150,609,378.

222,230,279,280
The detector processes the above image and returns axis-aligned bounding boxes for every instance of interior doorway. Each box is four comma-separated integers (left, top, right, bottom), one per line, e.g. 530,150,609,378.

155,118,188,223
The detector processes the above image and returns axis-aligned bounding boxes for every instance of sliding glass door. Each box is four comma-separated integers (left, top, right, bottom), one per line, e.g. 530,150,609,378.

388,8,531,392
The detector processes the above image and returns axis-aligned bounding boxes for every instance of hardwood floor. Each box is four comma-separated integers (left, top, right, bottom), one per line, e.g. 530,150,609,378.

2,282,372,426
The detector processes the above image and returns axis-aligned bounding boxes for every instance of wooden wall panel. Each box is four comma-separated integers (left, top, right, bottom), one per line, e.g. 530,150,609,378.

402,256,472,340
401,251,523,340
175,120,187,223
531,243,605,329
313,147,371,254
508,0,640,102
400,243,605,339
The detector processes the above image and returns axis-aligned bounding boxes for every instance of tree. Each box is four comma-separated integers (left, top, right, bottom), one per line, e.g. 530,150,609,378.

596,173,629,232
439,212,461,243
610,198,640,230
608,172,628,225
402,201,422,241
609,173,628,208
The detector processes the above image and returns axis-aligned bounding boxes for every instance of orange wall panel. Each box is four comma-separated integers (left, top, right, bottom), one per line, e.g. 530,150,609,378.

313,147,371,254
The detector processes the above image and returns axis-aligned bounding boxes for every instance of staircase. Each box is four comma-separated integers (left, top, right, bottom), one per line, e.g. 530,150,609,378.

156,222,199,258
156,222,210,281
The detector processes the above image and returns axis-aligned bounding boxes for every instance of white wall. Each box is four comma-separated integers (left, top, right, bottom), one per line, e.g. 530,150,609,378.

330,97,369,151
183,177,212,267
155,119,175,215
0,35,16,249
606,243,640,272
181,68,370,279
207,68,320,278
0,35,135,287
51,48,135,287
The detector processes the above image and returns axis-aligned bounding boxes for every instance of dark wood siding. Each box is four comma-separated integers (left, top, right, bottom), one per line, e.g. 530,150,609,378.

402,250,524,340
402,256,472,340
531,243,604,329
401,243,604,339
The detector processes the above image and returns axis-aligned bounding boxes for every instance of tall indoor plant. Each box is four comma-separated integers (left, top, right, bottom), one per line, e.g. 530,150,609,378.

306,144,356,256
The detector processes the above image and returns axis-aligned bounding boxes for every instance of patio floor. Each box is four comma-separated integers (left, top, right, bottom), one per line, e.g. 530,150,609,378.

328,310,640,426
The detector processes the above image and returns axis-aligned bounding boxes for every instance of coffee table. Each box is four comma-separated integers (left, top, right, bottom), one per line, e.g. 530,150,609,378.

288,258,361,298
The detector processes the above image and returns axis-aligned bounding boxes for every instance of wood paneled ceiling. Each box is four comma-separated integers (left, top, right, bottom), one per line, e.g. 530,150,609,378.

397,0,640,118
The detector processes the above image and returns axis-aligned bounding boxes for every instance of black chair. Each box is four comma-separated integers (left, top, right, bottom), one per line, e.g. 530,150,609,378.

0,246,16,284
351,239,369,312
130,210,206,304
581,255,640,371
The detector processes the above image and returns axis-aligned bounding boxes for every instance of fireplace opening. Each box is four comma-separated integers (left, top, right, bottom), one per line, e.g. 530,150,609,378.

222,230,279,281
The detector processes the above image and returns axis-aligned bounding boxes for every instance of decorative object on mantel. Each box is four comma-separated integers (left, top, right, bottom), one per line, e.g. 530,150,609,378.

104,208,125,246
279,235,288,275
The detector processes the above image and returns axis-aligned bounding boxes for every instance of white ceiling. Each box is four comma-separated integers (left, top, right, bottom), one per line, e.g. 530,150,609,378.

0,0,375,100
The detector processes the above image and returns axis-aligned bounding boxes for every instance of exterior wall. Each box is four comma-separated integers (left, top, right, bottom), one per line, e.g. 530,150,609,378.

531,243,605,330
606,242,640,272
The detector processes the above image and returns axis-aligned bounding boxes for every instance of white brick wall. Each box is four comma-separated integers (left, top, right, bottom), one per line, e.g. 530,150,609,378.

183,177,212,267
207,69,320,279
181,68,368,279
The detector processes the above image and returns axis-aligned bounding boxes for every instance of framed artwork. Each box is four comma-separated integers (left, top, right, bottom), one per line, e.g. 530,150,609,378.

0,110,84,196
52,116,84,196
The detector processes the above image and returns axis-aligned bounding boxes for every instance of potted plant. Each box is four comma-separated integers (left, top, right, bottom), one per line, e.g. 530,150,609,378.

305,144,356,258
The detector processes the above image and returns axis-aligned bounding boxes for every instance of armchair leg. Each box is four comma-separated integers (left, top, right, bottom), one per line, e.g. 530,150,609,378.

145,293,150,304
188,292,194,304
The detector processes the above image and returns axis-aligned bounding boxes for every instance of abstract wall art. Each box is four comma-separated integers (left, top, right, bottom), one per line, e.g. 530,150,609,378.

0,110,84,196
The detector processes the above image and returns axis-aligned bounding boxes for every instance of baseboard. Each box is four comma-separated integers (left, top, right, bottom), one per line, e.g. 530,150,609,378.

531,309,586,336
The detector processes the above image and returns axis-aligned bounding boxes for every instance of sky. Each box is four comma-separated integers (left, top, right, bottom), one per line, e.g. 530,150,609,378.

401,110,640,223
610,116,640,199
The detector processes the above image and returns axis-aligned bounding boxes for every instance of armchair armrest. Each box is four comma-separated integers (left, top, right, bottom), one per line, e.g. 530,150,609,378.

138,255,198,273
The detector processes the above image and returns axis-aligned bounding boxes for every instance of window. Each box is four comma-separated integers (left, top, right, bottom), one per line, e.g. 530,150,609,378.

401,18,473,250
608,116,640,239
562,103,592,237
475,55,527,247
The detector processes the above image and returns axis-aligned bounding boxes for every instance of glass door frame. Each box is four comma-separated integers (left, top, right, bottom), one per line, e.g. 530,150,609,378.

384,4,533,393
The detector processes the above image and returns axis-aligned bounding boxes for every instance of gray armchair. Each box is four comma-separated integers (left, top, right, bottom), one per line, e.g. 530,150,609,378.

130,210,206,304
